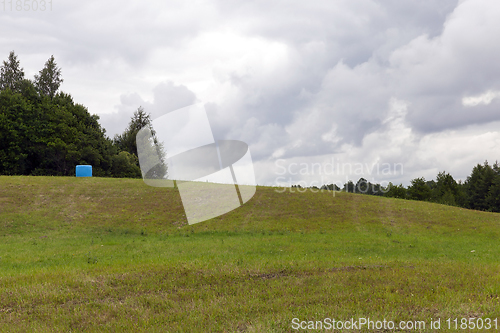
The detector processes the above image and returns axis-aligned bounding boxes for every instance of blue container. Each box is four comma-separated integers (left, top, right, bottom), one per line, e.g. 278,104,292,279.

76,165,92,177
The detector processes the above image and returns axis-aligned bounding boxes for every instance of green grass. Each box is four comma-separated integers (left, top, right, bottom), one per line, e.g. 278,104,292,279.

1,175,500,332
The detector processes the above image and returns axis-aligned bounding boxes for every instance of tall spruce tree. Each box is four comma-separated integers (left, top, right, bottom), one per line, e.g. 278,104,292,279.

486,162,500,212
0,51,24,92
114,107,167,179
34,55,63,98
465,162,496,211
114,107,152,157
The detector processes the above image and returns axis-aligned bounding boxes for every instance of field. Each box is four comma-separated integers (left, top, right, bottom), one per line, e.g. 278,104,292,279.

1,176,500,332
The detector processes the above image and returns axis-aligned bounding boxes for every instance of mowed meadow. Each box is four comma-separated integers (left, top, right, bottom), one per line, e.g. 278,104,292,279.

1,176,500,332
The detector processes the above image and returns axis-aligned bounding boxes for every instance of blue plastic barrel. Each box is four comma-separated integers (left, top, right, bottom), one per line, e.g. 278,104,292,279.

76,165,92,177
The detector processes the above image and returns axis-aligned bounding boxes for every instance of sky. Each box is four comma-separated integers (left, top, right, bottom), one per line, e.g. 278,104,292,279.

2,0,500,187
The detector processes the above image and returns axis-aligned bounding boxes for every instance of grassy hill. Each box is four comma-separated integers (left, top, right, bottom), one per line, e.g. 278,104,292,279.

1,176,500,332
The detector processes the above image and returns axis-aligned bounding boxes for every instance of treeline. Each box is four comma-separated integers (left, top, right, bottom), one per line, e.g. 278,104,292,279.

299,161,499,213
0,51,164,178
385,163,500,212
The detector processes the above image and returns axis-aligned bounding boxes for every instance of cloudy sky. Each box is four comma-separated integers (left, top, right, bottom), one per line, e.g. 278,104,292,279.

2,0,500,187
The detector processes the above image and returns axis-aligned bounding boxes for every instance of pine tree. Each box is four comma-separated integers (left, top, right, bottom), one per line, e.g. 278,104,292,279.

0,51,25,91
407,177,432,201
34,55,63,98
432,171,459,205
384,183,407,199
